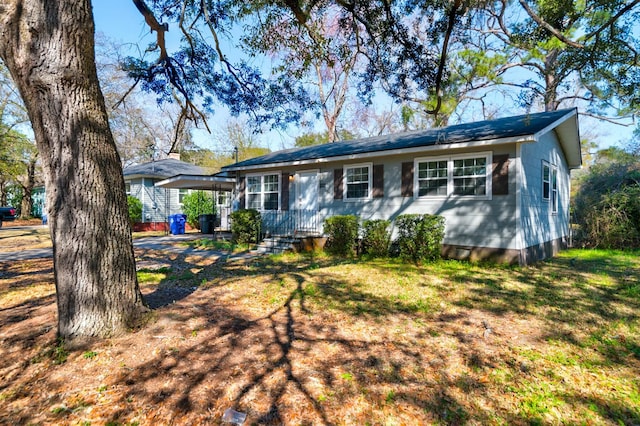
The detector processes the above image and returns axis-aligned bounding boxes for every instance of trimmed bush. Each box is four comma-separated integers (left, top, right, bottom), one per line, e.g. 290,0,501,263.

182,191,215,229
323,215,359,256
230,209,262,244
394,214,445,263
362,219,391,257
127,195,142,226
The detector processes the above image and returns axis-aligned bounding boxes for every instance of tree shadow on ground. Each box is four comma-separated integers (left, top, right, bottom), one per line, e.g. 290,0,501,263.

1,249,639,425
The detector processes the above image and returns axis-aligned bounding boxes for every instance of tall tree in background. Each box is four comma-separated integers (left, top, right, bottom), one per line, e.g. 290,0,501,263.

0,62,41,216
246,3,361,142
181,119,270,172
0,0,146,339
482,0,640,115
96,35,196,167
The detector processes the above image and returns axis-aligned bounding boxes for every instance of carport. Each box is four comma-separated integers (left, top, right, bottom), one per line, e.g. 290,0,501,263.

155,172,236,234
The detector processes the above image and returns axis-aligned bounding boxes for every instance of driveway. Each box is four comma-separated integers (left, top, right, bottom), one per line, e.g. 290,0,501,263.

0,231,254,263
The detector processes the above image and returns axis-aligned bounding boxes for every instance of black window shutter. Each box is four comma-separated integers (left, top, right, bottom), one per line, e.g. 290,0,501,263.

401,162,414,197
238,176,246,209
334,169,343,200
281,173,289,211
373,164,384,198
492,154,509,196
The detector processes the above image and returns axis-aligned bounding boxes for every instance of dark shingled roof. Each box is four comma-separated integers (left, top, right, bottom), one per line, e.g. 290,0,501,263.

223,109,576,171
123,158,205,179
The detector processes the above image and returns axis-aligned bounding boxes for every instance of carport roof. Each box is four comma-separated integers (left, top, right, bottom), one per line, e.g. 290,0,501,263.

154,172,235,192
123,158,205,179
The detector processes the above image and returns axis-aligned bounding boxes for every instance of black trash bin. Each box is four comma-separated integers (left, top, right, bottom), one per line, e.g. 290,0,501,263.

199,214,215,234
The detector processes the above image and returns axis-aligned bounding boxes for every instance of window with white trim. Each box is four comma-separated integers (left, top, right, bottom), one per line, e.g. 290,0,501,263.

345,164,371,200
453,157,487,196
178,188,189,205
415,153,491,198
551,167,558,214
246,173,280,210
542,163,551,199
125,182,131,196
417,160,448,196
542,162,558,214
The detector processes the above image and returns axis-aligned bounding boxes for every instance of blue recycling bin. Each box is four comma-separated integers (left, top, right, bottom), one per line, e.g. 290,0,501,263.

169,214,187,235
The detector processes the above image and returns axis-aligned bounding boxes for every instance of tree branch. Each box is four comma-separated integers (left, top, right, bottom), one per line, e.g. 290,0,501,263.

132,0,169,60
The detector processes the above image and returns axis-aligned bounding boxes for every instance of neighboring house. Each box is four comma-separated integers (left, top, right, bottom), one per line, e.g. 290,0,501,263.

32,186,46,218
221,109,582,264
123,154,207,230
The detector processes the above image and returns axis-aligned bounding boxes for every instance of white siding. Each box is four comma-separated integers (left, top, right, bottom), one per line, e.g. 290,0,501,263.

240,145,520,250
518,131,571,248
125,178,188,223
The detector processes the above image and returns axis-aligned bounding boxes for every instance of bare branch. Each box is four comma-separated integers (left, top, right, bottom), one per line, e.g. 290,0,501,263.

131,0,169,60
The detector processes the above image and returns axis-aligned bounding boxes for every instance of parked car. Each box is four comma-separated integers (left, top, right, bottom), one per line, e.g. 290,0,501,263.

0,206,17,228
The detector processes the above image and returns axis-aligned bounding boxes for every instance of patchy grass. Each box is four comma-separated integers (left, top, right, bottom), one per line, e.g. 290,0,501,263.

0,247,638,425
0,225,51,251
181,237,255,253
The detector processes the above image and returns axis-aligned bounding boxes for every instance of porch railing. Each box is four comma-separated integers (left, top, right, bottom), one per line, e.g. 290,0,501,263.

260,209,322,237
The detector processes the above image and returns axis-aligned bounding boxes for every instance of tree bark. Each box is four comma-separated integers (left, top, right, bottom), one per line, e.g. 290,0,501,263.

0,0,147,338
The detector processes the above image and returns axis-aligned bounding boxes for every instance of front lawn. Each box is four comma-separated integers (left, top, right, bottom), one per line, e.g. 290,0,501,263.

0,248,638,425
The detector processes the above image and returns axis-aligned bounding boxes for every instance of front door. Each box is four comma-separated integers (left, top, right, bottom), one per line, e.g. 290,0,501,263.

297,170,318,211
297,170,318,233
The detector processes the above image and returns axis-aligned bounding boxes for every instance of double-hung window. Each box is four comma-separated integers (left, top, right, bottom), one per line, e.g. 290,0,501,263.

453,157,487,196
246,173,280,210
542,162,558,214
415,152,491,198
417,160,448,196
345,164,371,200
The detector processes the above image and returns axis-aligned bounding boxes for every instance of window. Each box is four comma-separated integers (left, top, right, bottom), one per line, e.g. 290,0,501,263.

125,182,131,196
418,160,448,196
178,188,189,205
542,163,551,199
551,167,558,214
216,191,229,207
542,162,558,214
453,157,487,196
246,173,280,210
415,153,491,198
345,164,371,200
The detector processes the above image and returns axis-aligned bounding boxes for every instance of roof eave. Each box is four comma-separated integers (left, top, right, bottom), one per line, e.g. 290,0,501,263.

222,135,535,172
154,174,236,191
533,109,582,169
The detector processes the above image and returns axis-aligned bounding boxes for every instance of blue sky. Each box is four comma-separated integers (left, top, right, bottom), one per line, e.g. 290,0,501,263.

91,0,633,151
92,0,296,151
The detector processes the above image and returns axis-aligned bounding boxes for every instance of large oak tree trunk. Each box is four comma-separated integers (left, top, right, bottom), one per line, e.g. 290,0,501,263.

0,0,147,338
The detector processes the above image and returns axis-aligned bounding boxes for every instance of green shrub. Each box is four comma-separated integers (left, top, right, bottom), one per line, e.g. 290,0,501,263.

573,155,640,249
581,185,640,248
182,191,215,229
394,214,445,263
323,215,359,256
230,209,262,244
126,195,142,225
362,219,391,257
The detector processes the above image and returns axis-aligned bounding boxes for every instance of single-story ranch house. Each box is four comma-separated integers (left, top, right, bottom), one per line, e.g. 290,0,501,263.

124,154,225,231
220,108,581,264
